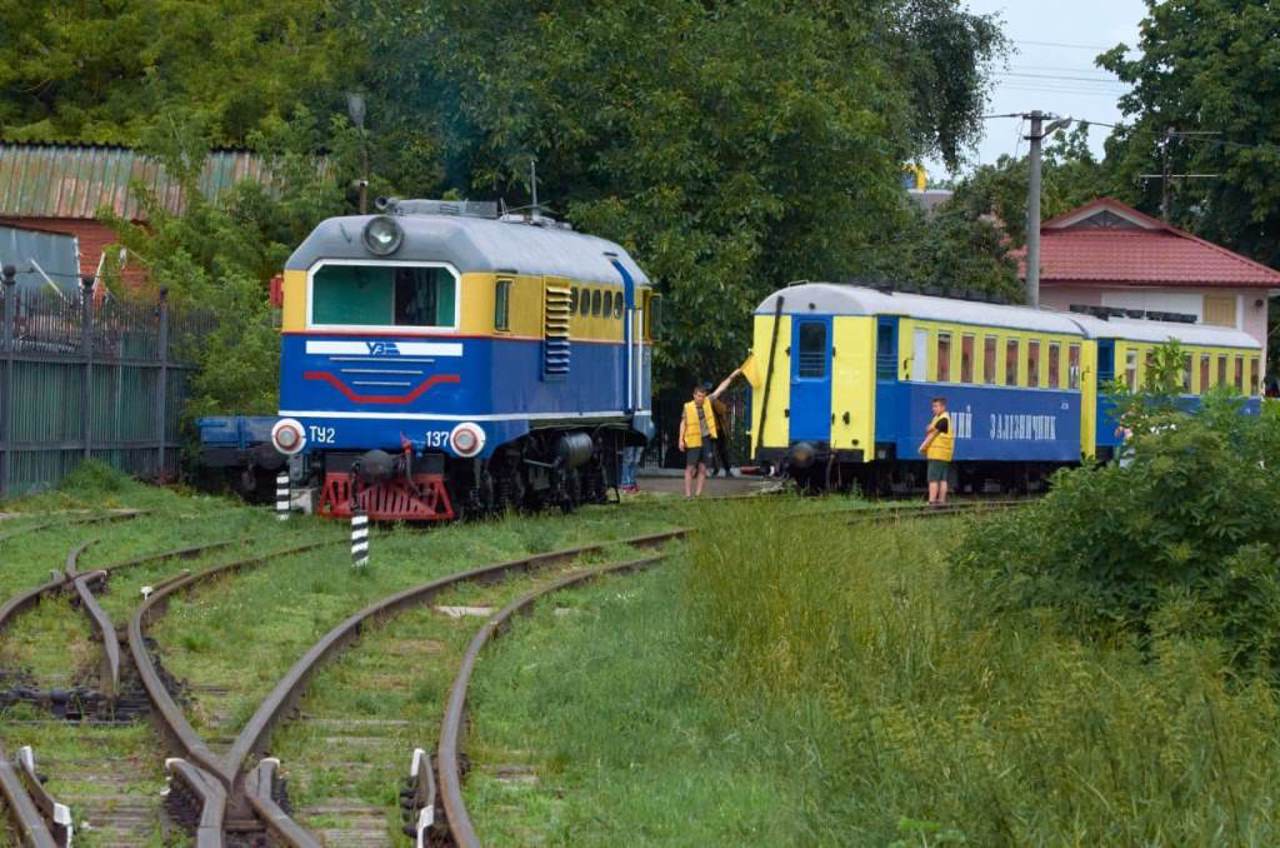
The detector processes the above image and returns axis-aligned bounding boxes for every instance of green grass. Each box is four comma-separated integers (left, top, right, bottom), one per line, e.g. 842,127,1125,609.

464,500,1280,846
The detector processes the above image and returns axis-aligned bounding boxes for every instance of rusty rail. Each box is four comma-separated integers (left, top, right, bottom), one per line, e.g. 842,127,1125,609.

0,509,147,545
166,758,226,848
225,529,686,846
0,742,58,848
14,748,71,847
437,552,671,848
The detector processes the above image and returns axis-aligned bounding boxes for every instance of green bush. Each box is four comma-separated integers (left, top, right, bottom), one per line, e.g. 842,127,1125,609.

955,348,1280,676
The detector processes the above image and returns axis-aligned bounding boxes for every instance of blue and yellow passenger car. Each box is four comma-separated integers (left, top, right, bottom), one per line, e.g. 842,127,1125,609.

270,199,657,519
748,283,1261,491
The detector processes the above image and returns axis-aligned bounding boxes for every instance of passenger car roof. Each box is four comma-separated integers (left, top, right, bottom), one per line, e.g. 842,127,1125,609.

754,283,1261,349
754,283,1084,335
285,213,649,285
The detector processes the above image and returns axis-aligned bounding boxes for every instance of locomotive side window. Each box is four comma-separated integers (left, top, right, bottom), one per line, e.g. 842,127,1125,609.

311,264,456,329
603,291,613,319
935,332,951,382
579,287,590,316
1005,339,1019,387
569,287,579,314
1200,353,1211,390
1026,339,1040,388
1068,343,1081,389
614,292,624,318
494,279,512,332
797,321,827,378
591,289,602,316
959,334,974,383
982,336,997,385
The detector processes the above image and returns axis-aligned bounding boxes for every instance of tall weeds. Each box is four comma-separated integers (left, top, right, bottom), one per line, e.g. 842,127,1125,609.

686,501,1280,845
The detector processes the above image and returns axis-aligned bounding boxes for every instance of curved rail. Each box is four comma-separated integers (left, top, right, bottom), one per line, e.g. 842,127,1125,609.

127,538,347,796
0,509,147,545
221,529,685,846
437,552,672,848
0,751,56,848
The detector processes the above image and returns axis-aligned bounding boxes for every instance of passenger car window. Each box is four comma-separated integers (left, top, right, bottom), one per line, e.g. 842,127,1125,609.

1125,349,1138,391
936,332,951,382
1027,340,1040,388
1218,355,1228,386
569,287,579,314
1005,339,1019,386
312,264,456,328
960,334,974,383
1250,357,1260,394
983,336,997,385
1047,341,1060,388
1182,355,1192,393
1235,355,1244,390
797,322,827,378
494,279,512,331
1068,343,1081,389
1200,353,1211,391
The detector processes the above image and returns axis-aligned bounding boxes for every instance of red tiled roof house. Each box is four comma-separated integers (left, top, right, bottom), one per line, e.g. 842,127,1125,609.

1027,198,1280,358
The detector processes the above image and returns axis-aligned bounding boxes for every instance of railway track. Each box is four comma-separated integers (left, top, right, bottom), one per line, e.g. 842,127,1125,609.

431,498,1031,847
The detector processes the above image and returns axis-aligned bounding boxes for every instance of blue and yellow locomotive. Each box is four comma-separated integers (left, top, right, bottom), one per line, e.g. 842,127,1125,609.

748,282,1262,491
267,199,657,520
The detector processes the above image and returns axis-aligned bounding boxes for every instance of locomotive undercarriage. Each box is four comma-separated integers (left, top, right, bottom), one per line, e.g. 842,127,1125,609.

311,427,628,521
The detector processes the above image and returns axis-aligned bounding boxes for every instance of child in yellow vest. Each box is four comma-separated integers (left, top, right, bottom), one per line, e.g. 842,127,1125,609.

918,396,954,505
679,372,738,497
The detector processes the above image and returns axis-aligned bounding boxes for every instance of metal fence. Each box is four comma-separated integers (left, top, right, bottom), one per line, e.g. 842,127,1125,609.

0,277,209,497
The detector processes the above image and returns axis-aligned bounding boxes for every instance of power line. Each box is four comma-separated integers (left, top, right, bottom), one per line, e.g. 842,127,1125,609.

996,71,1127,86
1013,38,1118,51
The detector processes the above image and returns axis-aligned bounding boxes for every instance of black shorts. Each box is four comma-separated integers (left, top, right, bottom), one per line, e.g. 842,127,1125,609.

686,445,710,468
926,459,951,483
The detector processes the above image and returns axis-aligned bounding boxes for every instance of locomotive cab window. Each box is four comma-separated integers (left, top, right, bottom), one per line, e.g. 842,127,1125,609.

310,264,456,329
797,322,827,378
494,279,512,332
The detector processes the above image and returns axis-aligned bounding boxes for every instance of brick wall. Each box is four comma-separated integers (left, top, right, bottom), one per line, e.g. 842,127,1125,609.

0,217,148,289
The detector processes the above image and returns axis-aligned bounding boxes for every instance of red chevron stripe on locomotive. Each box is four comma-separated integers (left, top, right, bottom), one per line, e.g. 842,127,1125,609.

303,371,461,405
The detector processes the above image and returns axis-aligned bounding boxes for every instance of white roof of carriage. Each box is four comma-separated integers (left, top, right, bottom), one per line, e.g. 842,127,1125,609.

1067,314,1258,349
755,283,1084,334
755,283,1261,349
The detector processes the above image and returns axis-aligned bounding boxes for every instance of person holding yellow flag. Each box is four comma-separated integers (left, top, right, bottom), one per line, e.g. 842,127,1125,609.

917,396,954,506
679,370,739,497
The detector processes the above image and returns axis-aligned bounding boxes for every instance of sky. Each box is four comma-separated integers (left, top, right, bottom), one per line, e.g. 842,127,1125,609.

940,0,1149,178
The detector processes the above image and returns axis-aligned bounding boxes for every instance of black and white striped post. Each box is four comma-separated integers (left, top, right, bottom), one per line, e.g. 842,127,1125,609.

275,473,290,521
351,511,370,567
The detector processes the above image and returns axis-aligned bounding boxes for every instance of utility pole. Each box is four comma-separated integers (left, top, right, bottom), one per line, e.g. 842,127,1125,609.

1024,111,1072,308
1161,126,1174,221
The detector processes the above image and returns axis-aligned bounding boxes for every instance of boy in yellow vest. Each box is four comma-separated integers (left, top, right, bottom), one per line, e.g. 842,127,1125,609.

918,396,954,506
679,372,738,497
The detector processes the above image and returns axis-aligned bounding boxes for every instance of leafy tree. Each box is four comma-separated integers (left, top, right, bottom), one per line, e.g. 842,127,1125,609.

0,1,356,145
350,0,1007,381
102,112,347,415
1099,0,1280,269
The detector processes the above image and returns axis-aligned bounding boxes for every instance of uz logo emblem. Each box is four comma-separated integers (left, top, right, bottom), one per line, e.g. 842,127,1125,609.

366,341,400,356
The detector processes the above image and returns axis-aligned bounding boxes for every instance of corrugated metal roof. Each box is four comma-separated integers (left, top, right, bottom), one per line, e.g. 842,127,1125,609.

0,143,268,220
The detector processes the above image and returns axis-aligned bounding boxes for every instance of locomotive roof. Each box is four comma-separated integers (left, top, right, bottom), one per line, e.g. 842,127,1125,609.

755,283,1261,349
755,283,1084,335
285,213,650,285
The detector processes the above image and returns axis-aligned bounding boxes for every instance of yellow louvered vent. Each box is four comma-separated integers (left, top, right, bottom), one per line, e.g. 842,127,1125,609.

543,283,572,379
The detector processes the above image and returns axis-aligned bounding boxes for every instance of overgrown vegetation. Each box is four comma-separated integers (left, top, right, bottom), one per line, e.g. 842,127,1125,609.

957,342,1280,677
469,492,1280,844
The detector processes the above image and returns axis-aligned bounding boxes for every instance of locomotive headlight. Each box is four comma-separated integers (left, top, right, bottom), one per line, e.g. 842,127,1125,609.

271,418,307,456
362,215,403,256
449,422,486,458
